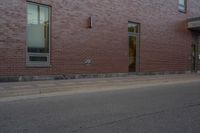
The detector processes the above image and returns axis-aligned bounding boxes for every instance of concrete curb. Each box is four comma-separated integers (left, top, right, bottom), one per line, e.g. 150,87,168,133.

0,74,200,99
1,78,200,102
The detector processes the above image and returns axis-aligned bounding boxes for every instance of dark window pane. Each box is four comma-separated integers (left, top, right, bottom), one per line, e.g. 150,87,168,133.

29,56,48,61
28,47,49,53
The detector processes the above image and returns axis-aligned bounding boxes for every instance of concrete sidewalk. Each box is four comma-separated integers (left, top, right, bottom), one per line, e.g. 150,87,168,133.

0,74,200,98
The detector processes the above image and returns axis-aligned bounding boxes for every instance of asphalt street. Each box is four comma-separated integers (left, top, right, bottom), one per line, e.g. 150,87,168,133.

0,81,200,133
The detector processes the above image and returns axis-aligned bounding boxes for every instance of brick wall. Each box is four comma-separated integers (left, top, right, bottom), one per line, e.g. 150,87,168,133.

0,0,200,76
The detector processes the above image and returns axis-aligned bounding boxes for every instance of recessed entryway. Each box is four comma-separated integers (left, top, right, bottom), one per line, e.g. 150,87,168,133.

191,33,199,72
128,22,140,72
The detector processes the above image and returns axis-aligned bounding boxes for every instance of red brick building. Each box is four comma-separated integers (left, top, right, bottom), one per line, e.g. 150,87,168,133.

0,0,200,81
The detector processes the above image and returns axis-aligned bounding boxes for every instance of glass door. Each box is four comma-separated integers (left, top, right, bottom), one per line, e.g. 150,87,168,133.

129,35,137,72
191,33,198,72
128,22,140,72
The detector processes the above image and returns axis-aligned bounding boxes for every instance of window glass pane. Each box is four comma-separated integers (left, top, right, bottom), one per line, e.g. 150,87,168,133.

27,3,49,53
128,23,139,33
27,4,38,24
179,5,185,11
40,6,50,53
40,6,49,24
178,0,186,12
179,0,185,6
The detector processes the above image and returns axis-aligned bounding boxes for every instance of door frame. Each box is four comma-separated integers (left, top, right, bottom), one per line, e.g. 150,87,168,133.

128,21,140,73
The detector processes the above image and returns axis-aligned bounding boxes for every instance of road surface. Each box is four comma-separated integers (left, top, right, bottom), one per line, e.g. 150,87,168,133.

0,81,200,133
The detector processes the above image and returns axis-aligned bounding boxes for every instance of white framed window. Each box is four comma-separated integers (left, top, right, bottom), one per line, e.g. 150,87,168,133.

27,2,51,67
178,0,187,13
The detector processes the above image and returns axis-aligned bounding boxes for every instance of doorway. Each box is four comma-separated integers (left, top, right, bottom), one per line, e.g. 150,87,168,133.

191,33,198,72
128,22,140,72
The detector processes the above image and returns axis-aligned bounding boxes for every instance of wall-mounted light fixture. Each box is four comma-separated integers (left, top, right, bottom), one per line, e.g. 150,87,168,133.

89,16,93,28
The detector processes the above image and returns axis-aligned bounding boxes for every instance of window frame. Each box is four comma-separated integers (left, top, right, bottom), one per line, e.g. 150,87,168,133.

26,1,51,67
178,0,187,13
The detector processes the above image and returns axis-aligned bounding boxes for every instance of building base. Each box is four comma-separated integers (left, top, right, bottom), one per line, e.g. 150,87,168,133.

0,71,197,83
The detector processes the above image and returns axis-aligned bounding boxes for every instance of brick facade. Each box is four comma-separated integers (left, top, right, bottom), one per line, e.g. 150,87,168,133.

0,0,200,76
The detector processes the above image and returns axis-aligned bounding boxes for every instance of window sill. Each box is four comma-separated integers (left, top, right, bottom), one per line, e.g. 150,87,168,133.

26,64,52,68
